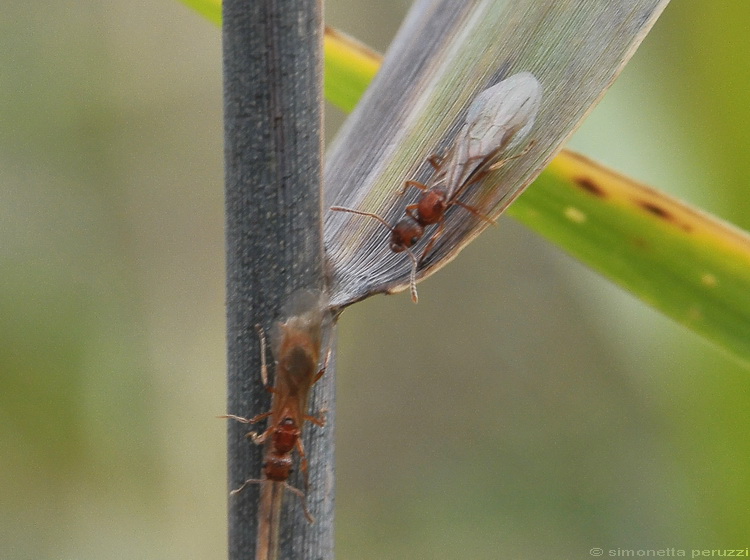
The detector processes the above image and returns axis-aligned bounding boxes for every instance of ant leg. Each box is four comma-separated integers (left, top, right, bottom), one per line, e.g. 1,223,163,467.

218,412,269,424
311,346,331,384
249,425,274,445
488,140,536,171
218,411,273,443
451,200,496,225
218,325,276,427
248,410,273,423
419,219,446,263
229,478,262,496
398,149,445,196
398,180,429,197
303,412,326,427
232,478,315,523
283,483,315,523
295,438,310,491
426,153,444,170
304,347,330,425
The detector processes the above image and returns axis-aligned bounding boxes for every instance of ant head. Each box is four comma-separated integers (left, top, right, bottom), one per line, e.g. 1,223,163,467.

390,218,424,252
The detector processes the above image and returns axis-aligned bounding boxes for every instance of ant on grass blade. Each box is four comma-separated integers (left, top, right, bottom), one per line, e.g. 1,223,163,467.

221,291,332,557
331,72,542,303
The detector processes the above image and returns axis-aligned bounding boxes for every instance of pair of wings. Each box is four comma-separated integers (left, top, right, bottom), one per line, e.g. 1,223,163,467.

436,72,541,200
325,72,543,307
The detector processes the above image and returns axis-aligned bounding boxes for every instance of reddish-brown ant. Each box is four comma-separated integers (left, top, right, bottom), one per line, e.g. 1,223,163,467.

331,152,498,303
221,291,331,524
331,72,542,303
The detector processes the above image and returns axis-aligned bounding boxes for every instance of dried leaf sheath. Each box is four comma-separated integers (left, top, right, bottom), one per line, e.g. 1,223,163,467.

323,0,669,308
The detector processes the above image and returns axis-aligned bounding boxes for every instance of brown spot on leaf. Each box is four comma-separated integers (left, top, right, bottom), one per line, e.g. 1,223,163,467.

640,201,669,218
636,200,692,232
574,177,606,197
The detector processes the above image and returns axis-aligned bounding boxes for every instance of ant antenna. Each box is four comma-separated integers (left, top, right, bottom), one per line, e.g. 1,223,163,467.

405,249,418,304
330,206,390,229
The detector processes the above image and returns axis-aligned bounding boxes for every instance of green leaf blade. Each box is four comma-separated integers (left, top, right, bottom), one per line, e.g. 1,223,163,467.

513,152,750,362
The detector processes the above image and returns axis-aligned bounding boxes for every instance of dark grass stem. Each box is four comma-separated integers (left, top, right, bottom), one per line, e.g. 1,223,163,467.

223,1,332,558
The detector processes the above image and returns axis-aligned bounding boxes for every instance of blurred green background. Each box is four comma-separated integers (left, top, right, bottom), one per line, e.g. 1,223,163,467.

1,1,749,558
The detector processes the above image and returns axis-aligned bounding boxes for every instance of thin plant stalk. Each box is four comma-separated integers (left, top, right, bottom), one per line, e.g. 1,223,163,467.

222,0,330,559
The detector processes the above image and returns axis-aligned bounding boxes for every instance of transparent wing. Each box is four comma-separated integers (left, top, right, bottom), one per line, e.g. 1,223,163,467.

443,72,542,193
